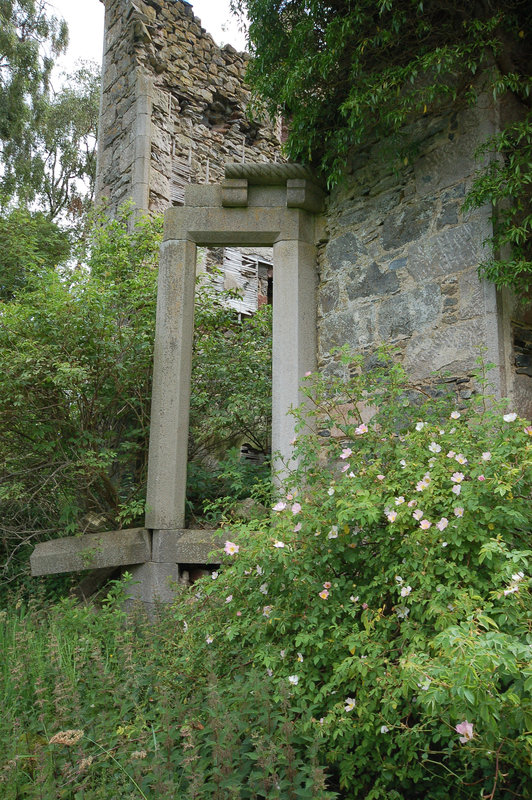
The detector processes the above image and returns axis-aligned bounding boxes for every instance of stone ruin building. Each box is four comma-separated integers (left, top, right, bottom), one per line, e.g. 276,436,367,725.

31,0,532,611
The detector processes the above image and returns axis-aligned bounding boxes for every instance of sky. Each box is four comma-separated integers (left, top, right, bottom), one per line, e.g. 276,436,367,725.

49,0,247,81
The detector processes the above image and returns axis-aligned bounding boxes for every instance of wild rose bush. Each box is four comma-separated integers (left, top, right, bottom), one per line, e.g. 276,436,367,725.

168,351,532,799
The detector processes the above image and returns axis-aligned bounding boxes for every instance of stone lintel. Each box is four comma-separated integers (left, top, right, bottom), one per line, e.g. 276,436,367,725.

152,529,222,563
163,205,316,246
30,528,151,576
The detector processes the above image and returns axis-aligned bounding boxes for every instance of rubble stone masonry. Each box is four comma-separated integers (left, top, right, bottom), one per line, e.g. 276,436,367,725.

95,0,281,216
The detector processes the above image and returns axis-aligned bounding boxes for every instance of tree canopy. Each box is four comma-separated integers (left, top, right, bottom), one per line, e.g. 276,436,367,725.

0,0,68,203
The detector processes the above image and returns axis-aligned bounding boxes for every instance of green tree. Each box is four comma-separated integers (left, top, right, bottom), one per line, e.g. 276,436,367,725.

0,0,68,202
0,206,70,299
237,0,531,293
37,62,101,221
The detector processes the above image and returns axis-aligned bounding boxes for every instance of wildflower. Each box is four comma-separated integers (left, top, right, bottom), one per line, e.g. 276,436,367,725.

262,605,273,616
291,502,302,514
328,487,335,496
428,457,436,466
512,572,524,582
273,541,285,548
328,526,339,538
451,472,465,483
482,452,492,461
376,473,385,480
273,501,286,512
452,484,461,495
399,459,407,468
504,585,519,596
280,649,286,658
418,678,431,691
348,471,356,477
130,751,147,760
340,448,352,459
288,675,299,685
341,463,350,472
415,422,425,431
400,585,412,597
395,496,405,505
395,576,403,584
478,474,485,481
344,697,356,712
256,565,263,575
350,595,359,602
450,411,461,419
525,425,532,436
362,602,369,610
455,720,474,743
441,541,448,547
297,652,304,662
49,730,84,746
447,450,456,459
503,412,517,422
386,510,397,523
304,370,312,377
259,583,268,595
78,756,94,772
211,571,218,579
224,541,239,556
416,481,426,492
266,668,273,677
293,522,302,532
206,635,213,644
436,518,449,531
319,589,329,600
455,454,468,465
396,606,409,619
380,725,390,734
355,423,368,435
429,442,441,453
420,519,431,529
225,595,233,603
413,509,423,520
454,507,464,517
407,499,417,507
323,581,332,589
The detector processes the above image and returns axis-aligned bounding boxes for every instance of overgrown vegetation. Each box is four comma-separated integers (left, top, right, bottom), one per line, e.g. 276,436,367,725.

2,353,530,798
236,0,532,293
0,210,272,588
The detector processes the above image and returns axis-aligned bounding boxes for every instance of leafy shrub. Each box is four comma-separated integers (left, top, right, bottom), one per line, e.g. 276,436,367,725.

165,350,531,798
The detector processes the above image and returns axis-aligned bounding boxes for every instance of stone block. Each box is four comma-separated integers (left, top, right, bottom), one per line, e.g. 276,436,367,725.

152,529,222,563
381,198,435,250
126,561,180,604
407,221,490,281
222,178,248,207
30,528,151,576
345,261,399,300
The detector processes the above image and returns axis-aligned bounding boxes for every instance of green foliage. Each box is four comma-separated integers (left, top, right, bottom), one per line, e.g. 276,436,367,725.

1,354,530,798
464,108,532,296
37,62,101,221
236,0,531,293
0,206,70,299
0,0,68,203
0,210,272,584
0,587,330,799
0,209,160,582
163,351,531,798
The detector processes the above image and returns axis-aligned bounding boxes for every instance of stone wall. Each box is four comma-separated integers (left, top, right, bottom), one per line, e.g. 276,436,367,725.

96,0,281,216
318,96,532,416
